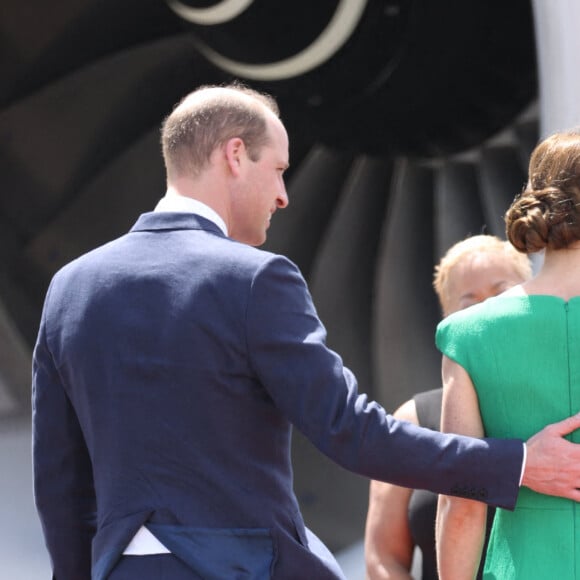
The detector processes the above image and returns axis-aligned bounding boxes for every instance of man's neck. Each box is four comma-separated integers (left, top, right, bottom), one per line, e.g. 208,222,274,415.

154,191,228,236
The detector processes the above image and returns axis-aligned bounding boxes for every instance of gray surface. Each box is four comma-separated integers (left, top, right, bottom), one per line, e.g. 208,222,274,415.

0,301,31,416
0,418,51,579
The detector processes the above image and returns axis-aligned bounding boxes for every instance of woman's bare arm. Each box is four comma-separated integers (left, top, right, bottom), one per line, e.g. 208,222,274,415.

436,356,487,580
365,398,418,579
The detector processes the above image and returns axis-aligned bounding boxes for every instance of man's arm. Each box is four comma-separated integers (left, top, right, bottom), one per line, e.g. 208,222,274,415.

32,311,96,579
523,413,580,501
247,256,523,507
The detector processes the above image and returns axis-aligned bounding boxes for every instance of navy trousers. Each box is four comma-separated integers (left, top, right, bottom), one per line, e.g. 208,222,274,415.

108,554,201,579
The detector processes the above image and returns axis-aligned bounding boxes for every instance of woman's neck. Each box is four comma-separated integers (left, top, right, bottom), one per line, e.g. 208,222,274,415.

524,242,580,299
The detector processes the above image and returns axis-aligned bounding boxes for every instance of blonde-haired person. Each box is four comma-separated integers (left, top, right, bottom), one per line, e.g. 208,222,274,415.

436,128,580,579
365,235,532,580
433,235,533,315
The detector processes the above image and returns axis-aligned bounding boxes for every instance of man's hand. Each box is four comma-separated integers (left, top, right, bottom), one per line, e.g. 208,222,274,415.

522,413,580,501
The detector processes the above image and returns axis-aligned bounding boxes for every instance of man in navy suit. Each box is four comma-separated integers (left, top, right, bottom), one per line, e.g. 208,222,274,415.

32,83,580,579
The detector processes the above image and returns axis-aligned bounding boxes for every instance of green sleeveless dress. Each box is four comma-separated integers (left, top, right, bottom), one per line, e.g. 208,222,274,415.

436,294,580,579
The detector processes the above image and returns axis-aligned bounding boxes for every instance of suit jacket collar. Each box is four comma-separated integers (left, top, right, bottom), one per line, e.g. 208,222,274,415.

130,212,226,238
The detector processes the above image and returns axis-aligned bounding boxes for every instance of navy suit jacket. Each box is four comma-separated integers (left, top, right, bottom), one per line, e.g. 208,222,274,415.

32,212,523,579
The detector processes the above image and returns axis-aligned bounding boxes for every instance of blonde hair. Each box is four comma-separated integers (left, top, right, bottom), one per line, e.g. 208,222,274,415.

433,234,532,314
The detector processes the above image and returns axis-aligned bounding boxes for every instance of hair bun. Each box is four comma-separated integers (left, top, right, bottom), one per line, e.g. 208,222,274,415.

506,190,549,252
506,186,579,252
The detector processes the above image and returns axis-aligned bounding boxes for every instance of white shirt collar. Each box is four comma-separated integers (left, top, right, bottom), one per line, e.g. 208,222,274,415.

154,192,228,236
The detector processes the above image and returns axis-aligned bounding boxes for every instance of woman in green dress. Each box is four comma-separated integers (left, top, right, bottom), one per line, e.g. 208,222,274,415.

435,128,580,579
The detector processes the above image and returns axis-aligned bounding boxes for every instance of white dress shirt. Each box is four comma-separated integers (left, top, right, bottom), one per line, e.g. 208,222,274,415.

154,191,228,235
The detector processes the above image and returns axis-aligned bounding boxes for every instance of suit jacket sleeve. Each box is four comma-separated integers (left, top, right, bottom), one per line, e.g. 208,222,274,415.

32,283,96,579
245,255,523,510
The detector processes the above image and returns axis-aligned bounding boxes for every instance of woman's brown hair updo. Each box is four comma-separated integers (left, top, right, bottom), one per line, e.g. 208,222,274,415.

506,129,580,253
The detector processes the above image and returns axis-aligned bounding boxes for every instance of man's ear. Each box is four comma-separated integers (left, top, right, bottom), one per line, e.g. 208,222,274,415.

224,137,246,176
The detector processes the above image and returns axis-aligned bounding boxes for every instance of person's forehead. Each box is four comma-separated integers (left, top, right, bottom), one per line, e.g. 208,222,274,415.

450,253,521,290
456,250,514,271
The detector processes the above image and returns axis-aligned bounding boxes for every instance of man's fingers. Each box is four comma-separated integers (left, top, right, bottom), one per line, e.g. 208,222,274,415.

524,417,580,496
557,487,580,503
550,412,580,437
